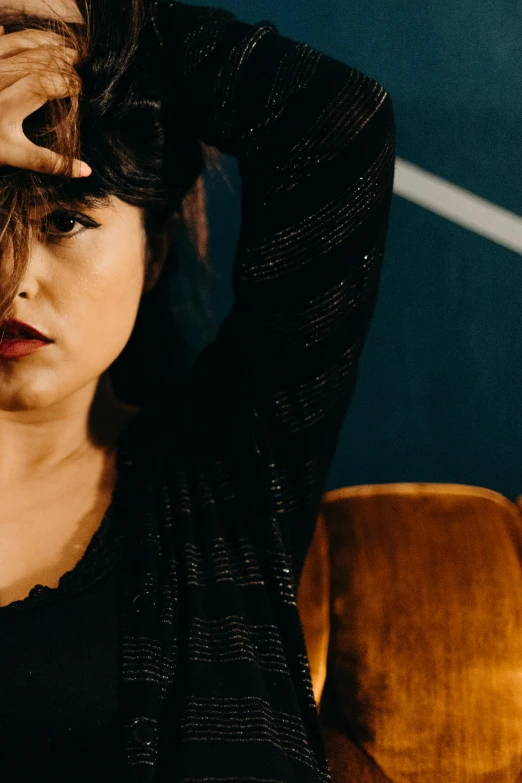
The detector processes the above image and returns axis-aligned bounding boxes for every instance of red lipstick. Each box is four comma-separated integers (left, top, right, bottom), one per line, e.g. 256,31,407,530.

0,318,53,359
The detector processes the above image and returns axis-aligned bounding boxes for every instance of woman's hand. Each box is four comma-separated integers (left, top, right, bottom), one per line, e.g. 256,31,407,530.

0,26,90,177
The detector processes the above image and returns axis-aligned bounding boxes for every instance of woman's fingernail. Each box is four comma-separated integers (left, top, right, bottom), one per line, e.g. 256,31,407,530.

79,161,92,177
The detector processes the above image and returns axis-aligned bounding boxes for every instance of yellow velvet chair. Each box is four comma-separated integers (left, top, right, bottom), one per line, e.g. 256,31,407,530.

297,484,522,783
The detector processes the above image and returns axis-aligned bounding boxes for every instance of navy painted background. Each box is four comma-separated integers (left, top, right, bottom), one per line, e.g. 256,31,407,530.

182,0,522,501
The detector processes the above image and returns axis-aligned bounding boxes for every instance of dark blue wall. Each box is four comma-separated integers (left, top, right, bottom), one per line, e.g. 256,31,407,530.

185,0,522,501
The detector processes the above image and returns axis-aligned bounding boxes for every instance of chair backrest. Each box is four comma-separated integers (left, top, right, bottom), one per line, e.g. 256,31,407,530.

297,483,522,783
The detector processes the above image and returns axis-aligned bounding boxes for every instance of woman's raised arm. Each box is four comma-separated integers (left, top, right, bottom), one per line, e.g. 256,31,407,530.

157,0,396,581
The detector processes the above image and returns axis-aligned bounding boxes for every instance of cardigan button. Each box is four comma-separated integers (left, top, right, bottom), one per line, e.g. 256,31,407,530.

132,592,156,612
131,717,156,747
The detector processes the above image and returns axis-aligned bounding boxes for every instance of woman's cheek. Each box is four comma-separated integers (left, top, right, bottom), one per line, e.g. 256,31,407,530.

74,256,145,370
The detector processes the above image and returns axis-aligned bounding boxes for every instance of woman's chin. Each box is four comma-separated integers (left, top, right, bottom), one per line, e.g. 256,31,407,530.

0,386,59,413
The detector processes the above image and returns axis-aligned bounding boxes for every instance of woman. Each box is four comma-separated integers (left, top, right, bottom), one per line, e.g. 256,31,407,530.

0,0,395,780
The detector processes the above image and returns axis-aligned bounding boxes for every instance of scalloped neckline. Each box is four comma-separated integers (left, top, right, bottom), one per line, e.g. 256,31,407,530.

0,423,141,616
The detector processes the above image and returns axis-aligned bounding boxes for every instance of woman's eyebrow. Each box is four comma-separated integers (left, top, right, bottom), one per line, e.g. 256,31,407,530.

28,195,111,215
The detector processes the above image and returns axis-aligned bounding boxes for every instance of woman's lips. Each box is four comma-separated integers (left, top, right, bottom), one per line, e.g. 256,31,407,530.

0,318,52,341
0,339,51,359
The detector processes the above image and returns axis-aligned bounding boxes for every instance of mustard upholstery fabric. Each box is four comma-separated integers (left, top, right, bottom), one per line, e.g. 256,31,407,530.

297,484,522,783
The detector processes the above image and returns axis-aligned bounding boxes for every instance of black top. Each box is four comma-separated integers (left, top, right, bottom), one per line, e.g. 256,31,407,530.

0,2,395,781
0,478,127,779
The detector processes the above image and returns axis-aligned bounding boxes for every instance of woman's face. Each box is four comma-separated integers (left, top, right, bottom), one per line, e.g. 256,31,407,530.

0,197,161,412
0,0,163,414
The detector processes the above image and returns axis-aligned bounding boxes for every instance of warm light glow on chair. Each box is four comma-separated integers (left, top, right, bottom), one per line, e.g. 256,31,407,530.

297,483,522,783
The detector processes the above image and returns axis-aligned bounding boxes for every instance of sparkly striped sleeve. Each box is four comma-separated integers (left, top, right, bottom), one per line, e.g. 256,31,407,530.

157,1,396,582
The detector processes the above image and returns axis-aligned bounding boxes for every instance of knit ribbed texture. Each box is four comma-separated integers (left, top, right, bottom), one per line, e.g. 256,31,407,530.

116,3,396,781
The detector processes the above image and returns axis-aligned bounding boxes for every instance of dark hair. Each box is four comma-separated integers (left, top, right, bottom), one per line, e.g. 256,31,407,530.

0,0,217,407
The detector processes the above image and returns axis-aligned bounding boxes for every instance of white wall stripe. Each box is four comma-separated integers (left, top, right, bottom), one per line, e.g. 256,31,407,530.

394,157,522,256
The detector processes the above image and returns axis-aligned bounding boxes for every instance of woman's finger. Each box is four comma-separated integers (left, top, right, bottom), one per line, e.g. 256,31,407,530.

24,143,90,177
0,46,78,92
0,71,91,178
0,29,68,59
0,70,79,118
0,27,90,178
11,139,90,177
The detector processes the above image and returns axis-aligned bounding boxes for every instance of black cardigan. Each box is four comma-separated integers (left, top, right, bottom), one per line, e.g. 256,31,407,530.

2,2,396,781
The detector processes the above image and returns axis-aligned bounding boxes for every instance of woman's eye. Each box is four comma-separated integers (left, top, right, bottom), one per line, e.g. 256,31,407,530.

42,211,101,239
51,214,78,234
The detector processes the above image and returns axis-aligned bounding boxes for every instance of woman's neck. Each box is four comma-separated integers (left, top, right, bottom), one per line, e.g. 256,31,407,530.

0,372,141,484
